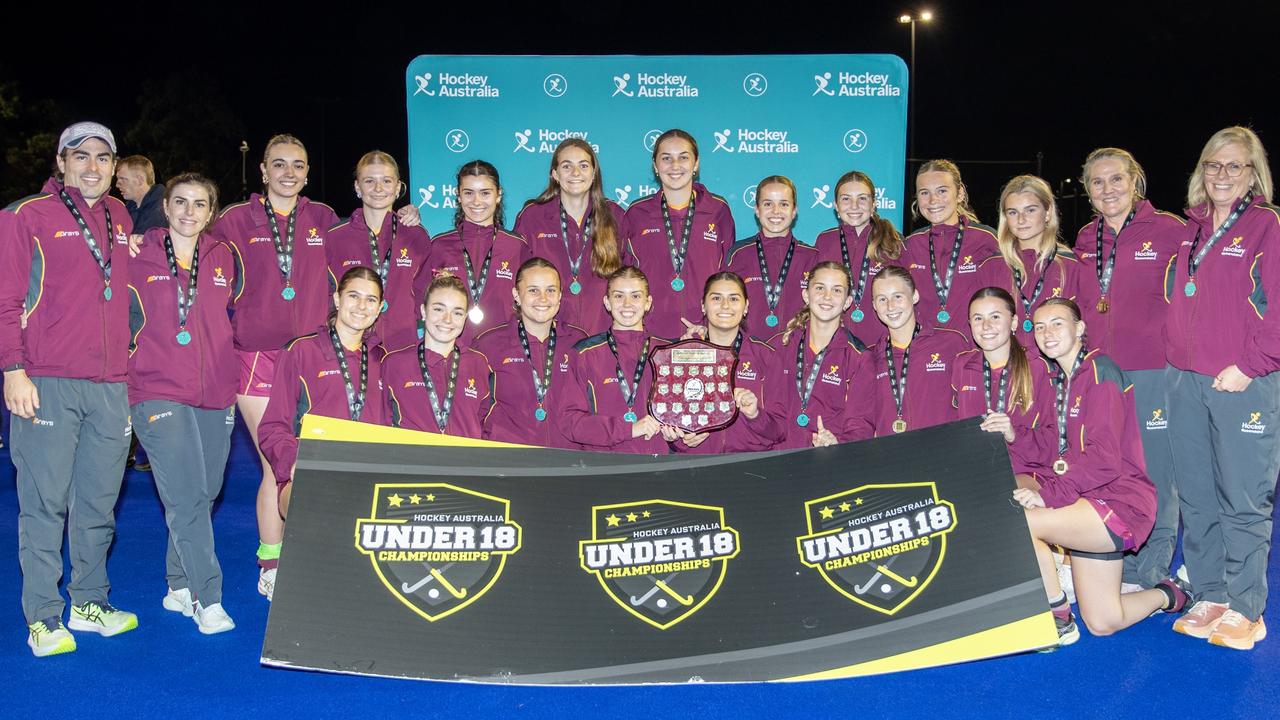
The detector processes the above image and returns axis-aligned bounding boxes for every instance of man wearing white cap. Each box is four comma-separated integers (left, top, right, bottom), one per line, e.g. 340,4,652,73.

0,121,138,656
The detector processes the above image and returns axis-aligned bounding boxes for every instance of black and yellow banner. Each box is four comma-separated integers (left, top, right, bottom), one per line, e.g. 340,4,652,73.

262,416,1056,683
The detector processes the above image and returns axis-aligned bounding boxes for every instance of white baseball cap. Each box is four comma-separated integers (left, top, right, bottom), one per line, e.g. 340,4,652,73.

58,121,118,154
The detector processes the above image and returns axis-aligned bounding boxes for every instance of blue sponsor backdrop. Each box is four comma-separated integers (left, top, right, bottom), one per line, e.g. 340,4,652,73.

405,55,908,240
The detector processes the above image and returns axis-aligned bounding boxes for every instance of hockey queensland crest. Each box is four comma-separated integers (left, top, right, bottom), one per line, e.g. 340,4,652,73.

355,483,522,622
796,482,956,615
578,499,740,629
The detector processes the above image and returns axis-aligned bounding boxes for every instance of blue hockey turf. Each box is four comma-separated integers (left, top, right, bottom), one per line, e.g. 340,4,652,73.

1,419,1275,719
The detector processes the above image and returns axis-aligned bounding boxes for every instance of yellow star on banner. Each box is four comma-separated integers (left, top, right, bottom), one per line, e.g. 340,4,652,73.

409,494,422,505
643,510,651,518
839,501,851,512
626,512,638,523
426,493,436,502
855,498,864,505
606,514,621,527
388,494,404,507
819,506,835,520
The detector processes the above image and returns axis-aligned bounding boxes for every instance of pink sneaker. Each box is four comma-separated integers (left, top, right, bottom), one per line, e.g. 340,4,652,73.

1172,600,1229,639
1208,610,1267,650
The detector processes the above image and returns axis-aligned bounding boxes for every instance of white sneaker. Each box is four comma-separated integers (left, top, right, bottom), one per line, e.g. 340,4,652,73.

1055,557,1076,605
1176,564,1190,586
162,587,194,617
193,603,235,635
258,567,276,601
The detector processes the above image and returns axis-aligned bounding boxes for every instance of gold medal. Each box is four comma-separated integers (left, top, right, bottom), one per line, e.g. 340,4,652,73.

1053,457,1069,475
1096,297,1110,314
892,418,907,433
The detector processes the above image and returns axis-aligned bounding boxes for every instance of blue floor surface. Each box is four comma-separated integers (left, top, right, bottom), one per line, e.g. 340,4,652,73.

1,418,1276,719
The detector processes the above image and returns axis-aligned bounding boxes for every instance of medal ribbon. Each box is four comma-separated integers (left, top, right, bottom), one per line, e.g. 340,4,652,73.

886,324,921,420
1187,193,1253,281
461,224,497,309
928,218,966,312
1094,208,1135,297
755,234,797,313
1013,246,1056,323
982,357,1009,414
794,329,831,413
366,214,398,288
262,197,298,286
660,192,697,280
1051,347,1089,458
327,326,368,421
558,200,593,283
162,234,201,331
418,342,460,431
607,331,650,411
58,189,113,289
518,319,557,407
838,224,873,308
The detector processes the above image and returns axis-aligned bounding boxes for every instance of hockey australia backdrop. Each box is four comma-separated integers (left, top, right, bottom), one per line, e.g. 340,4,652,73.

404,54,909,237
261,416,1057,684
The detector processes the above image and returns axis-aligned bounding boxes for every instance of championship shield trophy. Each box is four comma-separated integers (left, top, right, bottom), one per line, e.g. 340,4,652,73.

647,339,739,433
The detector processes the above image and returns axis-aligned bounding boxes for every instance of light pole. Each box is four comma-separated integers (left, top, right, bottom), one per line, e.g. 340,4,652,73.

898,10,933,164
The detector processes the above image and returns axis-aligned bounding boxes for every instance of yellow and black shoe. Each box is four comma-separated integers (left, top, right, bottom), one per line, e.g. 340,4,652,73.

68,602,138,637
27,617,76,657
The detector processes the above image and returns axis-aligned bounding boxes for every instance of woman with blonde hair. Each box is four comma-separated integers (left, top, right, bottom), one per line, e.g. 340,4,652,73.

1072,147,1187,599
326,151,432,350
902,160,998,336
1165,126,1280,650
977,175,1080,342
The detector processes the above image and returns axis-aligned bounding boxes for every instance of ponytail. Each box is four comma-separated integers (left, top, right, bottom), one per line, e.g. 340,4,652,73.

836,171,904,264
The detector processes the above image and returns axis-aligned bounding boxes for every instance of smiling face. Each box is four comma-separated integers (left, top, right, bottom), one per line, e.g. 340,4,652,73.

458,174,501,226
1202,142,1254,209
422,286,469,345
334,277,383,335
803,267,854,324
514,265,562,325
1084,156,1136,224
702,278,747,334
164,182,214,241
916,170,963,226
754,181,797,237
969,295,1014,354
356,161,399,213
604,276,652,330
1002,191,1048,244
260,142,308,201
58,137,116,203
552,145,595,201
871,274,918,331
653,137,699,194
837,178,875,230
1032,303,1083,362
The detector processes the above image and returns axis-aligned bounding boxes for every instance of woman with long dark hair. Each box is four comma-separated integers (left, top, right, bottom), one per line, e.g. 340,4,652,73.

513,140,624,334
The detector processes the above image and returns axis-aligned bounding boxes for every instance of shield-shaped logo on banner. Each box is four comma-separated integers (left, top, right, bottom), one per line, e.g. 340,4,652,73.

796,482,956,615
579,499,740,630
355,483,522,622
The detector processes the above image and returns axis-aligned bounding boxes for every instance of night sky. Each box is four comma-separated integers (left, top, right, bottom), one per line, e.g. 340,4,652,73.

2,0,1274,232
